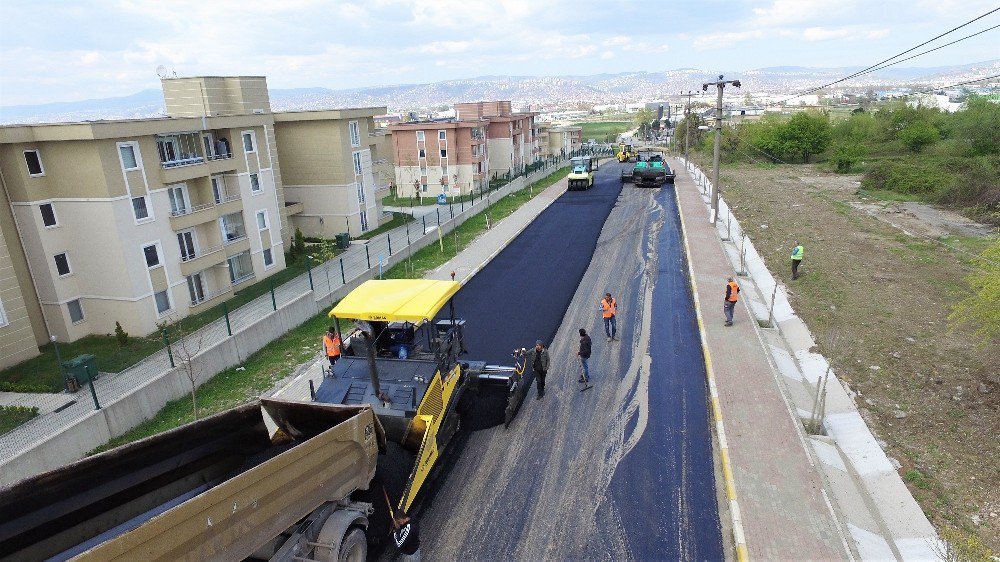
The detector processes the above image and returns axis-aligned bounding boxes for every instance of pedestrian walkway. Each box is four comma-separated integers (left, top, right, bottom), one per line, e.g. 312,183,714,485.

671,159,850,559
0,160,568,485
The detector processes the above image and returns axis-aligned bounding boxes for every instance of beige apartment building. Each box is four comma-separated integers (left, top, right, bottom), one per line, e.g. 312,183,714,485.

0,76,287,343
389,120,488,198
273,107,391,239
454,101,540,177
547,125,583,158
0,185,46,368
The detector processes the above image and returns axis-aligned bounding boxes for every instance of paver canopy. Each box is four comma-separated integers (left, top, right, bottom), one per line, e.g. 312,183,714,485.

329,279,461,324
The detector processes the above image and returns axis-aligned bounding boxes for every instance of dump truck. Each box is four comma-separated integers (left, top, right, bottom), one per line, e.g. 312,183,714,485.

319,279,526,516
567,155,597,190
0,399,386,561
621,148,675,187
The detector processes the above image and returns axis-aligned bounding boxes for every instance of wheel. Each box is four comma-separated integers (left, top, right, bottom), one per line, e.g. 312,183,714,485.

338,527,367,562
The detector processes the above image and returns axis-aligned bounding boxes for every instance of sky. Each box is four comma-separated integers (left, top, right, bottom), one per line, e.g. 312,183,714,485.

0,0,998,107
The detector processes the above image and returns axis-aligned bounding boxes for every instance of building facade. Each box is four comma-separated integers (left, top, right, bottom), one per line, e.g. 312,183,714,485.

0,76,287,342
0,183,46,368
273,107,391,239
546,125,583,158
454,101,539,177
389,120,488,199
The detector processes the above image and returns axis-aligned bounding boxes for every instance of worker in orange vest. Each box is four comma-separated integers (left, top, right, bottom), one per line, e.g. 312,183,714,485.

724,277,740,327
600,292,618,341
323,326,342,372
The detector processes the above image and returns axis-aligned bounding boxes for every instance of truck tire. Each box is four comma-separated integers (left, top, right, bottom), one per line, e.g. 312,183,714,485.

338,527,367,562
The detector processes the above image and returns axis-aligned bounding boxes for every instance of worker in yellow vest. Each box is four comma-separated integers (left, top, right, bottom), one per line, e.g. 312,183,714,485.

724,277,740,327
791,241,804,280
600,293,618,341
322,326,342,374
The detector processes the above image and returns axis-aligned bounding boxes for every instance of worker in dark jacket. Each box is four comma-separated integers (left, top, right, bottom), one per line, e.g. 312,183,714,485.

526,340,550,399
577,328,592,383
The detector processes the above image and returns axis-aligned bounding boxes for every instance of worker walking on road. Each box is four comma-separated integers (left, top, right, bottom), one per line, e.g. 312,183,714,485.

578,328,592,383
724,277,740,327
526,340,550,400
600,293,618,341
322,326,342,375
791,240,804,280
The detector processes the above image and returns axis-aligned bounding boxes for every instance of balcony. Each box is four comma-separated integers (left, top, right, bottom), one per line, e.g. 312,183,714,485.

169,203,218,230
179,244,226,277
283,201,304,217
189,284,233,309
231,272,255,287
223,235,251,256
373,185,391,198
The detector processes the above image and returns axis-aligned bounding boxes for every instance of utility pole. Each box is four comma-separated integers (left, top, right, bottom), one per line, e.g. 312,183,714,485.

702,75,740,224
680,91,694,165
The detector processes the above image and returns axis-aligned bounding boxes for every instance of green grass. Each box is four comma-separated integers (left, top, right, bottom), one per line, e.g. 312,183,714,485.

352,212,414,240
857,188,927,203
575,121,631,142
87,166,571,453
904,469,932,490
0,405,40,435
380,193,476,207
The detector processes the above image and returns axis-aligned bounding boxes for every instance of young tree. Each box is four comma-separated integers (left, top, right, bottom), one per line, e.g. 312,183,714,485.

950,238,1000,343
782,111,832,162
162,318,206,420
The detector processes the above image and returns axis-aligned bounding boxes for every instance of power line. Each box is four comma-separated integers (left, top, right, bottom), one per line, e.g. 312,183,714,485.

775,7,1000,104
897,73,1000,97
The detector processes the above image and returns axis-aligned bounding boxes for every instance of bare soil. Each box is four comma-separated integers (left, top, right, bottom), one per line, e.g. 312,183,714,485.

712,161,999,551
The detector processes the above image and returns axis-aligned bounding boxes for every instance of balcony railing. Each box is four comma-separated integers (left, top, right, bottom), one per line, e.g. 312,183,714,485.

207,152,233,161
374,185,391,197
231,272,255,286
190,285,230,307
215,191,241,204
170,202,214,217
180,243,223,263
161,155,205,169
223,232,248,245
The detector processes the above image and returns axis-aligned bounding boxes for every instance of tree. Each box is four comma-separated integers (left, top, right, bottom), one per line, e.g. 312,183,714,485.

633,108,654,129
781,111,832,162
831,142,866,172
114,321,130,348
950,238,1000,343
161,318,206,420
897,121,939,152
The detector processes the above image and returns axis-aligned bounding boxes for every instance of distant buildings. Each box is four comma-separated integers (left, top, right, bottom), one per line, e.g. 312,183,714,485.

537,123,582,158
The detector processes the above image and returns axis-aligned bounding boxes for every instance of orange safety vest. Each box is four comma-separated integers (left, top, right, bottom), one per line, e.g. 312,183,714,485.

323,333,341,357
726,281,740,302
601,297,617,318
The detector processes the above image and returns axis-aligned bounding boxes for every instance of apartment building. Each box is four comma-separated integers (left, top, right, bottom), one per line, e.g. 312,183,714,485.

454,101,540,176
547,125,583,158
0,185,46,368
273,107,391,238
389,120,488,198
0,76,287,342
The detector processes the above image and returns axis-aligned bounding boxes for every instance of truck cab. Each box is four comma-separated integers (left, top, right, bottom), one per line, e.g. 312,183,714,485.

567,155,596,190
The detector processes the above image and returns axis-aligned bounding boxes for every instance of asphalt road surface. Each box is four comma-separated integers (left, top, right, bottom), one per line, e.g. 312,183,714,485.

409,162,724,560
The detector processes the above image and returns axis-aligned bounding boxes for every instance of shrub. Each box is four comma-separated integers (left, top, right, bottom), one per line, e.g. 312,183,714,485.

114,321,129,348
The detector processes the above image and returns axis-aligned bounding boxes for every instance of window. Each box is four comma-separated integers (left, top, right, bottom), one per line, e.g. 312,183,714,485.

242,131,256,153
167,185,188,215
419,166,427,177
250,173,261,193
0,297,7,327
438,130,446,140
263,248,274,267
154,290,171,314
202,134,215,158
440,149,447,158
220,212,247,242
39,203,57,227
54,253,71,276
24,150,44,176
421,182,428,193
119,144,139,170
67,299,84,323
187,273,205,305
256,210,268,230
360,210,369,232
349,121,361,147
132,196,150,221
142,244,161,268
352,152,363,176
418,148,426,158
227,251,254,284
177,231,196,261
442,164,449,176
416,131,425,141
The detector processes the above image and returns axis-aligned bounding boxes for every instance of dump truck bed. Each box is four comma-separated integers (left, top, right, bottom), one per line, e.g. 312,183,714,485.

0,399,384,561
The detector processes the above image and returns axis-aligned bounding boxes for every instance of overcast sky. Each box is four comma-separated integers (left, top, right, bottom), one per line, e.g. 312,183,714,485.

0,0,997,106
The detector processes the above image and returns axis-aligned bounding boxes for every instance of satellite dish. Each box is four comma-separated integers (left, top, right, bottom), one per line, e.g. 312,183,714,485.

156,65,168,79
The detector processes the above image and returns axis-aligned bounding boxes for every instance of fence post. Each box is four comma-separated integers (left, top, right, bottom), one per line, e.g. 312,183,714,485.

86,366,101,410
387,233,392,256
436,208,441,226
340,258,346,284
449,201,454,220
222,301,232,336
306,255,314,290
269,279,277,311
422,216,427,235
406,222,411,246
365,245,371,269
767,283,778,328
162,327,175,368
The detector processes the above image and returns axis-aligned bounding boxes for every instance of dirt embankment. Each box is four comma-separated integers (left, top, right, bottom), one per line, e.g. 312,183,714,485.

711,161,998,552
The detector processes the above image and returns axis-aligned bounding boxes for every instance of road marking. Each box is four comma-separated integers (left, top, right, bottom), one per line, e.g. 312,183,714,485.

673,163,750,562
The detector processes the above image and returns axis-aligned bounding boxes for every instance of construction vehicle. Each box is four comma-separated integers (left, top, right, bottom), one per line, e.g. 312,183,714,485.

621,148,676,187
616,142,635,163
319,279,526,516
0,399,386,561
567,155,597,190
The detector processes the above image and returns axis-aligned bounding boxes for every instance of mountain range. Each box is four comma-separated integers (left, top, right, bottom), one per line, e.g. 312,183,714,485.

2,60,997,125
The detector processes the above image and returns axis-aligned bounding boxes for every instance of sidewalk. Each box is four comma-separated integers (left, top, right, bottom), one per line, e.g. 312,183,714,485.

672,160,850,559
271,176,570,401
0,161,568,485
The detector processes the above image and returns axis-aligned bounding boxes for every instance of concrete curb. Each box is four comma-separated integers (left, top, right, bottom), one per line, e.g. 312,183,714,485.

673,184,749,562
683,161,941,561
